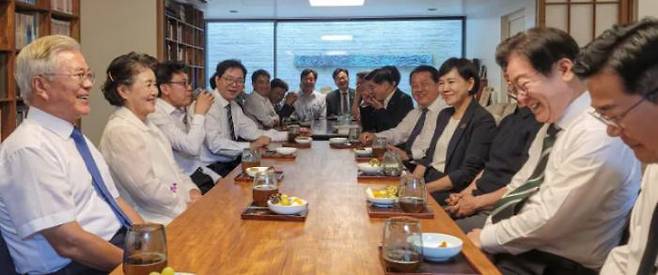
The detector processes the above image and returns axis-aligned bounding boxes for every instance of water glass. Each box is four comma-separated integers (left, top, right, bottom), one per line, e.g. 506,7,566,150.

398,175,427,213
123,224,168,275
382,217,423,272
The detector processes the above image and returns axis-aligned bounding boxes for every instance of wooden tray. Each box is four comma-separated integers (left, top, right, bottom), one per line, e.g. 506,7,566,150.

330,142,364,149
379,247,477,275
234,170,284,182
262,150,296,160
357,171,401,182
241,202,307,222
282,142,311,149
367,202,434,219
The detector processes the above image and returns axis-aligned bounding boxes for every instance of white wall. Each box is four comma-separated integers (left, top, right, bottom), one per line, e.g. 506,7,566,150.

464,0,536,103
80,0,158,145
638,0,658,18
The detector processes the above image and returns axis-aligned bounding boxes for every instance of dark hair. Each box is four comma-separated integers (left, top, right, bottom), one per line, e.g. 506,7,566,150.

409,65,440,83
102,52,156,106
365,67,399,86
356,71,370,80
270,78,289,91
496,27,579,76
251,69,271,84
332,68,349,80
437,57,480,95
215,59,247,80
300,68,318,81
574,18,658,101
209,71,218,89
381,65,401,86
155,61,188,97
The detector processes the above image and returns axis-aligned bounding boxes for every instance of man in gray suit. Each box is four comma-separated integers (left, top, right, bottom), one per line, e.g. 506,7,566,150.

326,68,355,118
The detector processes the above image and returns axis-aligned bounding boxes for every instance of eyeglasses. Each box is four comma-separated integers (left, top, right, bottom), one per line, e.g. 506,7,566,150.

221,76,245,86
167,80,191,87
42,71,95,85
589,90,657,128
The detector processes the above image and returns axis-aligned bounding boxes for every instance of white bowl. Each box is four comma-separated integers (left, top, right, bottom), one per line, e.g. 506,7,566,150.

357,162,383,174
329,137,348,144
354,147,373,157
245,166,270,177
365,187,397,206
418,233,463,262
294,136,312,144
268,197,308,215
275,147,297,155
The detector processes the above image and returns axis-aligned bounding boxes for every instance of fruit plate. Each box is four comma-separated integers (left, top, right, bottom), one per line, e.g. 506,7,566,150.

367,202,434,219
241,202,307,222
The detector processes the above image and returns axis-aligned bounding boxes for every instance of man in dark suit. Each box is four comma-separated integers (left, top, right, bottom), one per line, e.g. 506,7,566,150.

326,68,355,118
360,66,415,133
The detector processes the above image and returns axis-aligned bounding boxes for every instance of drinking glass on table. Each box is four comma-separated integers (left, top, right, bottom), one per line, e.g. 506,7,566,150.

123,223,168,275
382,217,423,272
253,170,279,207
348,126,361,143
398,175,427,213
372,137,388,158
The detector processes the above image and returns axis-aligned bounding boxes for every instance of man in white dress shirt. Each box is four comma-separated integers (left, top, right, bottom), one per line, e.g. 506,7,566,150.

0,35,143,274
467,27,641,274
573,18,658,275
200,59,287,176
244,69,280,129
151,61,217,194
359,65,448,163
293,68,326,121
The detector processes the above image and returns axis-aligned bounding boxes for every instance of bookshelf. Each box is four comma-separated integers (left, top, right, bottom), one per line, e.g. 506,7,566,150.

158,0,205,90
0,0,80,141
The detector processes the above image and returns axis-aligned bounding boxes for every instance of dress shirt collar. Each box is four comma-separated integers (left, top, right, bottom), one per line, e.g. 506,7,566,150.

251,91,269,103
426,95,446,113
26,106,74,139
556,91,591,131
212,88,231,108
384,89,396,109
156,98,179,116
339,88,350,94
298,90,318,98
114,106,151,131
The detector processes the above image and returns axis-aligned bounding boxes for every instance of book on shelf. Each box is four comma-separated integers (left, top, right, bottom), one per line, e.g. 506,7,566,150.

51,0,73,14
51,18,71,36
15,12,39,49
0,54,6,99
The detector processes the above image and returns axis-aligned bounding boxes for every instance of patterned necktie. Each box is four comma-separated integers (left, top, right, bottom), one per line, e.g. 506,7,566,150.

637,203,658,275
341,92,349,115
226,104,236,140
405,108,429,155
71,128,132,227
491,124,560,224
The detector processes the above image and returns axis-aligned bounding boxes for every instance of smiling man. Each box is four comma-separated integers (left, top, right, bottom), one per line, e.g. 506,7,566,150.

573,18,658,275
199,59,286,177
467,27,641,274
0,35,143,274
326,68,355,117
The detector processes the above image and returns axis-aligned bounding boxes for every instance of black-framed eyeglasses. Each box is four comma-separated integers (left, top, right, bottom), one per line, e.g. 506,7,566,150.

590,89,657,128
221,76,245,85
42,71,95,85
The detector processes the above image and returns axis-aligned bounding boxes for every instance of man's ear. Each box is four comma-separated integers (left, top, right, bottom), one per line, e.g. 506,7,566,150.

32,76,51,101
556,57,576,82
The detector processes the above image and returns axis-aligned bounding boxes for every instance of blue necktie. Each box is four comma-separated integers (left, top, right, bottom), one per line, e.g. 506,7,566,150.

71,128,132,228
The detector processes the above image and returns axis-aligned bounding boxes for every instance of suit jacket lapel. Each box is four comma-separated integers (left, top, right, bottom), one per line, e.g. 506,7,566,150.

445,99,477,165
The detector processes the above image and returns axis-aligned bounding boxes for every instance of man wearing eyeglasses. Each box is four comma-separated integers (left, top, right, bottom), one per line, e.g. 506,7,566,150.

150,61,218,194
0,35,144,274
466,27,641,274
198,59,287,177
573,18,658,275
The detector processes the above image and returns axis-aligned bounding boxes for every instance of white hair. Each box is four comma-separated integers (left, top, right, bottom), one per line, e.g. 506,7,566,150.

14,35,80,105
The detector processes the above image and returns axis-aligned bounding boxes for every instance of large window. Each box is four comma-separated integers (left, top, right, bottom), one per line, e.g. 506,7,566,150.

207,18,464,94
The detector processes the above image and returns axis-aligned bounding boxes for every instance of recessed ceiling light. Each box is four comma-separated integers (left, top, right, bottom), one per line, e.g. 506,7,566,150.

309,0,365,7
229,10,239,13
427,8,437,11
325,50,348,56
321,34,353,41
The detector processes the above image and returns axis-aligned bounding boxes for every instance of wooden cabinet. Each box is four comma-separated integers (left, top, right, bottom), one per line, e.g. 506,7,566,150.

0,0,80,141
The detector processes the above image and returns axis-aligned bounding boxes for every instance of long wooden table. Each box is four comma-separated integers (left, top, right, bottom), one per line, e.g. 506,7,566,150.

112,142,500,275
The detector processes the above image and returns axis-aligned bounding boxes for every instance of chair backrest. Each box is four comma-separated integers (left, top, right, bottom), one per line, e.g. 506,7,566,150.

0,231,17,275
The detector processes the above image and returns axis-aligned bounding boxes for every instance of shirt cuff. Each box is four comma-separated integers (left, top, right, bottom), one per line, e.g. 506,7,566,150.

19,210,76,239
479,224,507,254
191,114,205,125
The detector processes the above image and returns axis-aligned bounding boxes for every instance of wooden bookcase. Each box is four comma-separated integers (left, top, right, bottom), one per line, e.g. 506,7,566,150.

157,0,205,90
0,0,80,141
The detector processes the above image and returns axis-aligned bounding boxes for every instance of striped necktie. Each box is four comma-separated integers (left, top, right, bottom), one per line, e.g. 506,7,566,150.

491,124,560,224
405,108,429,155
226,104,236,140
